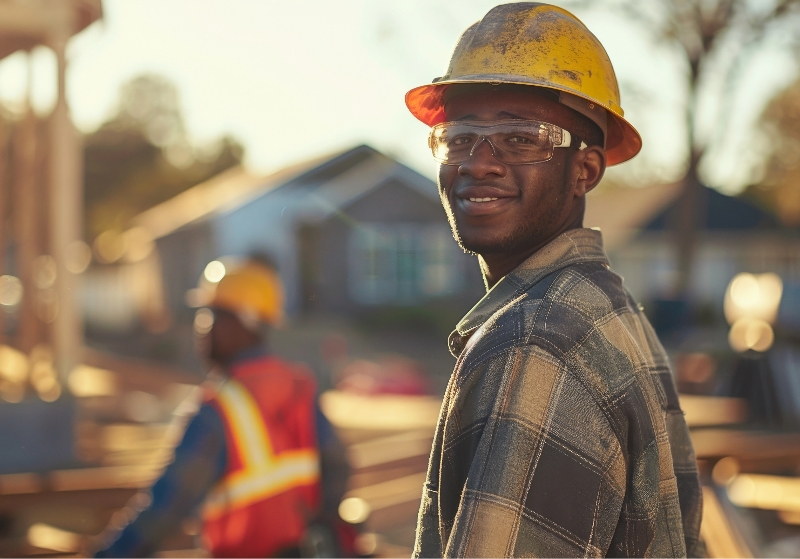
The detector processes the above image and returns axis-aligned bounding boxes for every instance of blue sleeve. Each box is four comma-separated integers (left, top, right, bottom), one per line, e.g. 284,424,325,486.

315,402,350,515
95,404,227,558
316,404,336,449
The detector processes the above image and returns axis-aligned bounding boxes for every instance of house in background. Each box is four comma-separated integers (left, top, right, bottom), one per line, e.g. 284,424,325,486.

82,145,485,374
86,164,800,341
585,182,800,336
136,144,484,319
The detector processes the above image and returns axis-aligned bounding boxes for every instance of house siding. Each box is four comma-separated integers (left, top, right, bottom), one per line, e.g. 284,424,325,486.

307,180,483,314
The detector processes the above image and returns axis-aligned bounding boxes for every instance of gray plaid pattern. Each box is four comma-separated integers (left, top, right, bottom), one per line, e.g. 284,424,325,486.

414,229,703,558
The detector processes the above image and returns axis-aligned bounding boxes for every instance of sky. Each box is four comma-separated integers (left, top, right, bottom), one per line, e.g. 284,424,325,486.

0,0,797,191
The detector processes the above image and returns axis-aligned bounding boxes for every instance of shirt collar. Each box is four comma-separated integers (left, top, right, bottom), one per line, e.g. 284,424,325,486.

449,228,609,355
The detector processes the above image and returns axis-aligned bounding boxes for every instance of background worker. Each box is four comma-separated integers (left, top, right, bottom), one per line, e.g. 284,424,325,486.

405,3,703,557
94,260,349,558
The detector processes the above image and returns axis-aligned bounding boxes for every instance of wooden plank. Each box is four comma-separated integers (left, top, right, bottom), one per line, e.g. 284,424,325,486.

692,429,800,460
680,395,747,427
701,486,752,558
320,390,440,431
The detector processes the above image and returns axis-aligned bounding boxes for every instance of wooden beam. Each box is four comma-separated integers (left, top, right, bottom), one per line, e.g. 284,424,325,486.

0,1,103,61
0,116,8,340
13,58,40,353
48,33,82,382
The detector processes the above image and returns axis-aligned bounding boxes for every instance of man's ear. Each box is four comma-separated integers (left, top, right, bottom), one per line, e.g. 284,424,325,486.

573,145,606,197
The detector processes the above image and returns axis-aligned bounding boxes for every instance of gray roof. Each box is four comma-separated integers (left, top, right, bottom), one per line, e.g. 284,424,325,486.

133,145,438,239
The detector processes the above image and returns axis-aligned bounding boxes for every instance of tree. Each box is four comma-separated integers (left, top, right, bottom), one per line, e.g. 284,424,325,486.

83,74,244,240
598,0,800,295
742,77,800,226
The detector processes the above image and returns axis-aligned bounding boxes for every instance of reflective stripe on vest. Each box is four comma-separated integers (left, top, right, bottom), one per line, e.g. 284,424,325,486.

202,378,320,520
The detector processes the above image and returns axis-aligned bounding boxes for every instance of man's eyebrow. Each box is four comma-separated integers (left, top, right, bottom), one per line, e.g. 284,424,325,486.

498,111,527,119
455,111,529,121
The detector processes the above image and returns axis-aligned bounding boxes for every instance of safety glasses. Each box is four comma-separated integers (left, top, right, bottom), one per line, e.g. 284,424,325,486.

428,119,584,165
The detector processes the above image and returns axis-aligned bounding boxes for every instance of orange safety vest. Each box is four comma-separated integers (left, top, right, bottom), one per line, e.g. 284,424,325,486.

201,355,321,558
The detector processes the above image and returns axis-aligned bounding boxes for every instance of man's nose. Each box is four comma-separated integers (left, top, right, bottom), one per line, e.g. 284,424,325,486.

458,137,506,178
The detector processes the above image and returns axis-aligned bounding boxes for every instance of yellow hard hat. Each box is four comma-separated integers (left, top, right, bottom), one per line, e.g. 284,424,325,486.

405,2,642,165
204,262,284,327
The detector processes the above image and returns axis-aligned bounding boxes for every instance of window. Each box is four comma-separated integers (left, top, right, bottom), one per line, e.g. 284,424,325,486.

349,224,463,304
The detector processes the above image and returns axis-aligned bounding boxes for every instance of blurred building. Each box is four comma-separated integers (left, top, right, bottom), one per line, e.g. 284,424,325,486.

586,182,800,329
85,145,484,336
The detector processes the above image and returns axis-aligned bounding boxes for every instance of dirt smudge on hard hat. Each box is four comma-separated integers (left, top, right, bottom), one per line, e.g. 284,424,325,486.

470,4,543,55
549,69,582,86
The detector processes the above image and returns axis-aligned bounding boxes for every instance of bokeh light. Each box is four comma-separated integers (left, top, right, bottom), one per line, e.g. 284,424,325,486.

33,255,57,289
712,457,740,486
724,272,783,325
339,496,371,524
193,308,214,335
65,240,93,274
68,365,118,397
203,260,226,283
122,227,155,263
0,275,23,307
93,230,127,264
728,317,775,353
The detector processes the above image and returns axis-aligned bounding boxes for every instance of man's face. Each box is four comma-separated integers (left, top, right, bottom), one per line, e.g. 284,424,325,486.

438,88,590,257
198,308,253,365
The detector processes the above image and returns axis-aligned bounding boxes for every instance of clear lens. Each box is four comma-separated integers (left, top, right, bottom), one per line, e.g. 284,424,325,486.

429,119,569,165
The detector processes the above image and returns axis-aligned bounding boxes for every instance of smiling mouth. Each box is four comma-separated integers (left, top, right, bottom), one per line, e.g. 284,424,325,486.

455,195,515,217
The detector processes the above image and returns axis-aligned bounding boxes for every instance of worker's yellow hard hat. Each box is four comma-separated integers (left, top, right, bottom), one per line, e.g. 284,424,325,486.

405,2,642,165
203,261,284,327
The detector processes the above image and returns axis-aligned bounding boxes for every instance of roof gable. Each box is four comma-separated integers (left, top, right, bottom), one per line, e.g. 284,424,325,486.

134,145,438,238
585,182,785,251
644,185,780,232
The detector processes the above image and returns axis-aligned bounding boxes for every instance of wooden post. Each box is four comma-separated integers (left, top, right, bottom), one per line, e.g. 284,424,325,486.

48,31,83,382
0,114,8,341
13,53,40,353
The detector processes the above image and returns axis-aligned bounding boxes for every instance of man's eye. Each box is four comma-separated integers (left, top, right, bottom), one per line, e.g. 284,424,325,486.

449,135,473,146
507,135,534,144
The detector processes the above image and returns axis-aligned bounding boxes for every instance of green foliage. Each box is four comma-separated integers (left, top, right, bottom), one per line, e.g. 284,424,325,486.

83,74,244,239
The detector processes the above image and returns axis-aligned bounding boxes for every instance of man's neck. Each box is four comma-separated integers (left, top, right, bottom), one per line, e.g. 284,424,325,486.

479,220,583,289
215,342,269,370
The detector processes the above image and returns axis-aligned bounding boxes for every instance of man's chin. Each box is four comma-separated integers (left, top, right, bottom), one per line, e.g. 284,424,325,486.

455,232,517,257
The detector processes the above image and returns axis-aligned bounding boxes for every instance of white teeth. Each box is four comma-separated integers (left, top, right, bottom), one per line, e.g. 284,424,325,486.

468,197,499,203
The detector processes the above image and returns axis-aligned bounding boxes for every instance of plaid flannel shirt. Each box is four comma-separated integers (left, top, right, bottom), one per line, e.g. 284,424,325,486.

414,228,703,558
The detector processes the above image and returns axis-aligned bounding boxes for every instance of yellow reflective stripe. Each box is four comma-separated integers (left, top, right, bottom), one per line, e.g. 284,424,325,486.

215,379,272,468
203,449,319,520
202,378,320,521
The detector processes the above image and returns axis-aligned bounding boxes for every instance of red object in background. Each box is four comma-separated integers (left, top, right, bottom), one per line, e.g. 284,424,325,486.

336,356,430,396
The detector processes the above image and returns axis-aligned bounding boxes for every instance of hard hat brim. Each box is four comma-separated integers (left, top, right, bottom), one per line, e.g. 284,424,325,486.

406,80,642,166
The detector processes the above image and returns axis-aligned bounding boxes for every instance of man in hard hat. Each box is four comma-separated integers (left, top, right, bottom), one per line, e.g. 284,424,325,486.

406,4,702,557
94,261,349,558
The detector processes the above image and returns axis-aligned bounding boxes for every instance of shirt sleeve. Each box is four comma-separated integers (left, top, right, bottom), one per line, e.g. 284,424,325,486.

443,345,627,558
316,402,350,515
94,403,227,558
